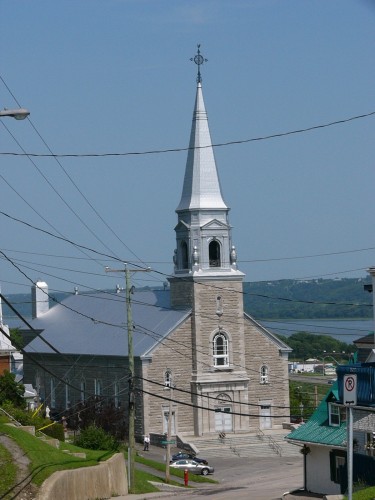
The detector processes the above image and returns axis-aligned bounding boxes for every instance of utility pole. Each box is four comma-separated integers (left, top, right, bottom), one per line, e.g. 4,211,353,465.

105,263,151,493
165,385,173,483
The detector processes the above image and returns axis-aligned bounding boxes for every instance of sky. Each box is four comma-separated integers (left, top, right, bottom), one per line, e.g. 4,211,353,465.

1,0,375,299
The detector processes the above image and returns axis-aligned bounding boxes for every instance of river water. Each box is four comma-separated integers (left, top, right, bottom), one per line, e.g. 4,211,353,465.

261,318,374,346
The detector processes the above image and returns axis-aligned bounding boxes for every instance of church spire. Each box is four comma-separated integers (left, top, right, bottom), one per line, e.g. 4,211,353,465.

176,46,227,212
172,47,242,280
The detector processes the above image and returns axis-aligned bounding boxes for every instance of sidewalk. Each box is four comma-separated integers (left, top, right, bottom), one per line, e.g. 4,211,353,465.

283,490,324,499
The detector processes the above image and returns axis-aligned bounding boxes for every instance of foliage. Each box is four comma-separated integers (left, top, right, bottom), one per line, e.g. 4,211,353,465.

0,371,25,408
289,381,317,422
0,402,64,441
74,425,119,451
277,331,355,360
243,278,372,319
41,422,65,441
65,396,126,441
9,328,24,349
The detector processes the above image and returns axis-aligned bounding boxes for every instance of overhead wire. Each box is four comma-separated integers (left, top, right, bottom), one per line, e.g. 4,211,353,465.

0,74,155,276
1,109,374,158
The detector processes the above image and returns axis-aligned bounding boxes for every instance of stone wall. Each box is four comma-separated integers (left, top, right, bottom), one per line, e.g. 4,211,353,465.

143,317,195,436
244,318,290,430
36,453,127,500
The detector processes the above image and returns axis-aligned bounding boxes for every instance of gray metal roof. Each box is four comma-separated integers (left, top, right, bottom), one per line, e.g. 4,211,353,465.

176,82,228,212
23,290,191,357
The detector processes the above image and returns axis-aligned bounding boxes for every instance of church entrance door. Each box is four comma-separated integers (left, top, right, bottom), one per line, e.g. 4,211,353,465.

259,405,272,429
215,406,233,432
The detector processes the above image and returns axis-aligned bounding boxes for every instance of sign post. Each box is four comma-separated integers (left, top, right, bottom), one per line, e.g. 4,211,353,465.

343,374,357,500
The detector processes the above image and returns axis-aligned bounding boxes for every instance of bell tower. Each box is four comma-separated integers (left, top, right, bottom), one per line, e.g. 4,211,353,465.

170,46,243,307
169,46,249,436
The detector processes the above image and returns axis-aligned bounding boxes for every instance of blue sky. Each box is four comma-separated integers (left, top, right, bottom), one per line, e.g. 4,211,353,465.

1,0,375,297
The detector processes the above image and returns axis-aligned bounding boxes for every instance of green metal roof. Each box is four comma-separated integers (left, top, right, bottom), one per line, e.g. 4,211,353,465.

287,383,346,448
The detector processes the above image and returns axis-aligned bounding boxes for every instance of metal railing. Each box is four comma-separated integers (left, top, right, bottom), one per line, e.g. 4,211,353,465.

0,407,22,426
257,428,282,456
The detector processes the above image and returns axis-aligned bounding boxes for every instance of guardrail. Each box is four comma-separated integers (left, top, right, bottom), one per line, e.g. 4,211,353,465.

257,428,282,456
0,407,22,426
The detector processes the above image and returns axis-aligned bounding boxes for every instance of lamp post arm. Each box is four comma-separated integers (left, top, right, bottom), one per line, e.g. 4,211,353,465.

0,108,30,120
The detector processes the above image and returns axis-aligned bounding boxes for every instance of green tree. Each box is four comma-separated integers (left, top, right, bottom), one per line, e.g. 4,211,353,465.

0,370,25,408
9,328,24,349
289,382,314,422
277,331,355,361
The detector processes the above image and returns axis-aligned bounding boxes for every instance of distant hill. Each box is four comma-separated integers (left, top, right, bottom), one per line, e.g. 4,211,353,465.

2,277,373,326
243,277,373,319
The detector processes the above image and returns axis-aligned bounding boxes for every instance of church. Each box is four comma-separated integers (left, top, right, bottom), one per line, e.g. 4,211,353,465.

22,51,291,439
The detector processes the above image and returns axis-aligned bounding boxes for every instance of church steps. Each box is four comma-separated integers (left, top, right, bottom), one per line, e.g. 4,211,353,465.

181,432,301,458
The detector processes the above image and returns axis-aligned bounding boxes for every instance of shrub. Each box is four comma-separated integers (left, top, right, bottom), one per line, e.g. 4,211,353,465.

0,371,25,408
0,402,64,441
40,422,65,441
74,425,119,451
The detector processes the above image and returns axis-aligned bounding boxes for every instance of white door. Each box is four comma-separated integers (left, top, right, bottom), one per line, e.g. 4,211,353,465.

163,410,176,434
260,405,272,429
215,406,233,432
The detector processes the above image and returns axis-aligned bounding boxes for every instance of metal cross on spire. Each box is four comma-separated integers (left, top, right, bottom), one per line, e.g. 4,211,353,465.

190,44,208,83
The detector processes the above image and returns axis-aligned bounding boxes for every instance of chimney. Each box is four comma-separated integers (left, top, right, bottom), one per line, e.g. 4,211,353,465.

32,280,49,319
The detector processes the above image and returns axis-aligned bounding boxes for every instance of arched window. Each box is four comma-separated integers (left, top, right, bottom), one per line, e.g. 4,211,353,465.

209,240,221,267
181,241,188,269
50,377,56,408
65,378,70,410
80,379,86,402
213,332,229,367
164,370,172,388
114,381,120,408
95,379,102,396
260,365,269,384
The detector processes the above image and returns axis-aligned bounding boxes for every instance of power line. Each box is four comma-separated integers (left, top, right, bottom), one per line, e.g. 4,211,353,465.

0,73,147,267
1,109,374,158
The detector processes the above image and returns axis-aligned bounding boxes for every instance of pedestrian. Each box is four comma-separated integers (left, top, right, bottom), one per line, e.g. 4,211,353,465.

144,434,150,451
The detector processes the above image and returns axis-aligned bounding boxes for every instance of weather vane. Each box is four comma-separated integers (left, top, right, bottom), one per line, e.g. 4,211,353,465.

190,44,208,83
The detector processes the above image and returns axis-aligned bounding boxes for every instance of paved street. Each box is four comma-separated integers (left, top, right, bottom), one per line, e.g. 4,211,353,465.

118,444,306,500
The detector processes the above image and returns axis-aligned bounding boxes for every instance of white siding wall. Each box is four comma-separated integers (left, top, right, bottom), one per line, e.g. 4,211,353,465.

306,445,342,495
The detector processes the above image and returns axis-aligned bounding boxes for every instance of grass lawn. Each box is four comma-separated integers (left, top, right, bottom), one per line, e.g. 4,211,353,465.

0,442,17,494
345,486,375,499
0,423,114,488
0,423,216,498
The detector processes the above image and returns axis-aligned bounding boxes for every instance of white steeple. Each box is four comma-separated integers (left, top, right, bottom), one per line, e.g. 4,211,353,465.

172,46,243,281
176,82,227,211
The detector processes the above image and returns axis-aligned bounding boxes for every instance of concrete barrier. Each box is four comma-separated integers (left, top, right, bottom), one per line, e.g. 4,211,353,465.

36,452,128,500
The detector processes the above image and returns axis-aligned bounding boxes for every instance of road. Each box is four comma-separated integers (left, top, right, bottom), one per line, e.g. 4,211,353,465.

179,455,303,500
289,374,333,385
124,451,304,500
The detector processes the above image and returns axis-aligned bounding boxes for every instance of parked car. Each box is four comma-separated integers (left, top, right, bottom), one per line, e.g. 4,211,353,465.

170,451,208,465
170,459,214,476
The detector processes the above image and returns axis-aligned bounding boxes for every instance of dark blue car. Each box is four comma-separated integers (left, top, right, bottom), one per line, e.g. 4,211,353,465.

170,451,208,465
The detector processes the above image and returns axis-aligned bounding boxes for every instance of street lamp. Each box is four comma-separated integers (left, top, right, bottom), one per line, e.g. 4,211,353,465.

299,402,304,423
0,108,30,120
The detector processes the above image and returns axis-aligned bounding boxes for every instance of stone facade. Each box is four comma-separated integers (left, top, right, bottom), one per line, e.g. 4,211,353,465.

140,277,290,437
